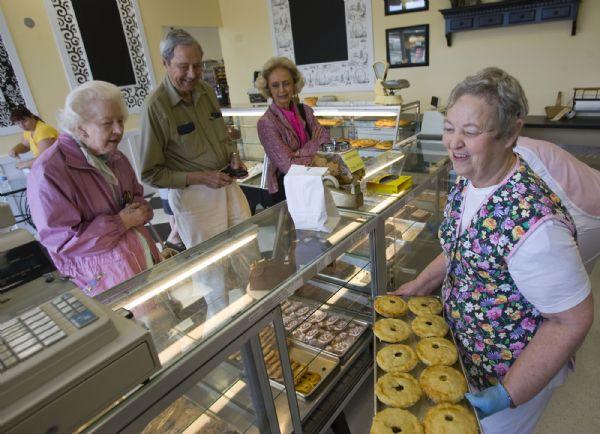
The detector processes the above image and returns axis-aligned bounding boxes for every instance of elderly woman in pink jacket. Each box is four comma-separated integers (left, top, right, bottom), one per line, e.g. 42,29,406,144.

256,57,330,203
28,81,160,297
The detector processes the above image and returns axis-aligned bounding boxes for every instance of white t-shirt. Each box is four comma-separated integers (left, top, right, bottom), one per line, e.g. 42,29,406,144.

460,181,590,315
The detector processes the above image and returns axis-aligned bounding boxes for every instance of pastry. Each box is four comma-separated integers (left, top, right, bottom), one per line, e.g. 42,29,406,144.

374,318,411,343
374,295,408,318
350,138,378,148
375,140,394,150
376,344,418,373
376,372,422,408
348,324,365,337
419,365,467,404
318,118,343,127
370,408,424,434
408,296,443,316
416,337,458,366
411,315,449,338
423,403,478,434
141,396,203,433
374,118,396,128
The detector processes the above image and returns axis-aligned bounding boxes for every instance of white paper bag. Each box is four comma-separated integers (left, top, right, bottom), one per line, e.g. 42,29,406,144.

284,165,340,232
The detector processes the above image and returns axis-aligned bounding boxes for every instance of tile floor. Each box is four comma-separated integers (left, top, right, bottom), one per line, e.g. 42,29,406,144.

337,262,600,434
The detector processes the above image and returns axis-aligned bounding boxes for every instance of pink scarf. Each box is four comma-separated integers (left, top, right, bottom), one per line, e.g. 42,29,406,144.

277,104,308,147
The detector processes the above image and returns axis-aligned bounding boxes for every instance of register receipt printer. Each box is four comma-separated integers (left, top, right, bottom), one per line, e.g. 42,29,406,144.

0,286,161,433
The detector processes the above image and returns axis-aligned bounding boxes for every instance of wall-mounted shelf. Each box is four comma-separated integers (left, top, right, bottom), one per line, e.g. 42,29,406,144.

440,0,580,47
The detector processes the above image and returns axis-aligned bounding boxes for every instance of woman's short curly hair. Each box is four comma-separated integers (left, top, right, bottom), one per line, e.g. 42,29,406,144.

447,66,529,141
59,80,128,134
255,57,305,99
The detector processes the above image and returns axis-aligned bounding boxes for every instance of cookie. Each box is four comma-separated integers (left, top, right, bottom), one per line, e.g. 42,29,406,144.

416,337,458,366
423,403,478,434
370,408,424,434
376,372,422,408
376,344,418,373
419,365,467,404
374,295,408,318
411,315,449,338
374,318,411,343
408,296,443,316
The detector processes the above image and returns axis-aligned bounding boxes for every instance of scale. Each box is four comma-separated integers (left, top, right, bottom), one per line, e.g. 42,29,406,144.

312,139,366,209
373,61,410,105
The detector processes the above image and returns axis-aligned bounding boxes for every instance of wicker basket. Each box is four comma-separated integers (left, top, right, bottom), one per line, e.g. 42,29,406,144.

545,91,570,119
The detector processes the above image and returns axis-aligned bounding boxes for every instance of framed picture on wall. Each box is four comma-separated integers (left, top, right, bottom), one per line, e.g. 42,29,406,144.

386,24,429,68
384,0,428,15
0,7,38,136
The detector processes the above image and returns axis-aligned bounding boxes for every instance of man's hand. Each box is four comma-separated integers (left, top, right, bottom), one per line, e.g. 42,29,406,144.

187,171,233,189
465,383,513,419
119,202,153,230
227,125,241,141
390,279,433,296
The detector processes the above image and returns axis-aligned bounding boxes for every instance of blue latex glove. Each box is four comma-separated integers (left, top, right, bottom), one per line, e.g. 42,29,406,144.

465,383,512,419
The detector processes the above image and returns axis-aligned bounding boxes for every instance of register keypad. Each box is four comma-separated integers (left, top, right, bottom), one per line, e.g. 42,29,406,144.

0,293,98,371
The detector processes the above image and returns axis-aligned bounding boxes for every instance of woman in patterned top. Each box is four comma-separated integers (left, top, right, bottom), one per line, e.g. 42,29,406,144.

392,67,593,434
256,57,330,203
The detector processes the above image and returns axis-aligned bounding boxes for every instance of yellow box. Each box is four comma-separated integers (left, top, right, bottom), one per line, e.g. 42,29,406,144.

367,174,413,194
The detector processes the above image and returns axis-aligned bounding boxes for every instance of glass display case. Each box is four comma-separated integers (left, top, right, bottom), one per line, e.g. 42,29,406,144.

69,137,451,433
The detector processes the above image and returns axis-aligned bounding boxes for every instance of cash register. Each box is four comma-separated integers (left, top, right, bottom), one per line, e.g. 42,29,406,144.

0,278,161,433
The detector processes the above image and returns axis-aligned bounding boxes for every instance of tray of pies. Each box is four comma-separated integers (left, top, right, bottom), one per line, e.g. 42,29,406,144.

350,138,378,149
318,118,344,127
280,298,321,332
371,294,483,433
290,304,370,363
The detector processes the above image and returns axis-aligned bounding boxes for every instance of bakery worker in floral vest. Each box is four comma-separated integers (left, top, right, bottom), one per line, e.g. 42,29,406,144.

393,67,593,433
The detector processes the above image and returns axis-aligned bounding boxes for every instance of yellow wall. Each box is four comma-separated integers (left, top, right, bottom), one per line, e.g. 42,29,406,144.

0,0,222,154
219,0,600,115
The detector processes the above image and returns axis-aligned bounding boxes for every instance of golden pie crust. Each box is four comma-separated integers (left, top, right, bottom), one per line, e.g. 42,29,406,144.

318,118,343,127
375,140,394,150
411,314,449,338
375,118,397,128
416,337,458,366
419,365,467,404
423,403,478,434
408,296,443,316
376,344,418,373
350,138,378,148
374,295,408,318
374,318,411,343
370,408,424,434
376,372,422,408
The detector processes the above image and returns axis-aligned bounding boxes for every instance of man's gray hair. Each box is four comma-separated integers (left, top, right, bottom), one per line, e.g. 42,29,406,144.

160,28,204,63
255,56,305,99
58,81,128,133
447,67,529,140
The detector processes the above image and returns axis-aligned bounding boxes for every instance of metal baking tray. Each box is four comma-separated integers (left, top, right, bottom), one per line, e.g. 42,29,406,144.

290,304,370,364
373,295,483,433
269,340,340,401
316,254,372,292
292,279,371,316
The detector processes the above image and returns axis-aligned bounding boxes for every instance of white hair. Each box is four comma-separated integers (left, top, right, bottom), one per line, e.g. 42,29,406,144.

255,56,305,99
59,81,128,133
160,28,203,63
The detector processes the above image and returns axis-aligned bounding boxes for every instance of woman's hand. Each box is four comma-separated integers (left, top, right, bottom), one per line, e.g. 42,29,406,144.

389,253,447,296
390,278,434,296
119,202,153,230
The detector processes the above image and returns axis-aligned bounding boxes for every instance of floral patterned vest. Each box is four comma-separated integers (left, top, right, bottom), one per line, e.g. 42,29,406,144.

439,156,575,389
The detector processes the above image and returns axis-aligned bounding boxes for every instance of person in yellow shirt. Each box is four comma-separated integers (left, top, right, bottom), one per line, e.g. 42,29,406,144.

9,106,58,169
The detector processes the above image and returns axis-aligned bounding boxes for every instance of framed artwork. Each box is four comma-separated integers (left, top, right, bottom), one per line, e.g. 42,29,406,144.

269,0,374,93
0,7,38,136
384,0,428,15
386,24,429,68
45,0,155,114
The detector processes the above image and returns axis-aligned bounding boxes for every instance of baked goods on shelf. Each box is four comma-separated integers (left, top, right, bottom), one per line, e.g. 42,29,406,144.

375,118,396,128
374,295,408,318
423,403,478,434
318,118,343,127
416,337,458,366
376,344,418,373
281,299,319,331
370,408,424,434
411,314,449,338
141,396,204,433
376,372,422,408
407,296,443,316
321,260,358,280
374,318,411,343
419,365,468,404
375,140,394,150
350,138,378,148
